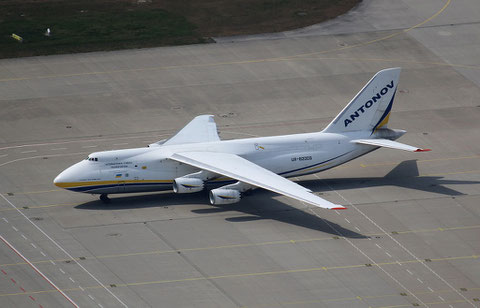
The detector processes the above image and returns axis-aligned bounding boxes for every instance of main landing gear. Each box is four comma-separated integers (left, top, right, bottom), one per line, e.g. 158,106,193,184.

99,194,111,203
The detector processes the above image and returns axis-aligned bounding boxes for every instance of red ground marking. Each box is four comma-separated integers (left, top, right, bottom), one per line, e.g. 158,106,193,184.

0,235,79,307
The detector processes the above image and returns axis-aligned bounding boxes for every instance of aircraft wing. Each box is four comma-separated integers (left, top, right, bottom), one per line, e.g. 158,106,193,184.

352,139,431,152
169,151,346,210
163,115,220,146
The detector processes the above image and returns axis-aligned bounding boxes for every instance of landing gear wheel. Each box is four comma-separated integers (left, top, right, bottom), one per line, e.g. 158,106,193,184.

100,194,110,203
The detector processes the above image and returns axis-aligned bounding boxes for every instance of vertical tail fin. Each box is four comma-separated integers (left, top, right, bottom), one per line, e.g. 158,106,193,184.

323,68,401,134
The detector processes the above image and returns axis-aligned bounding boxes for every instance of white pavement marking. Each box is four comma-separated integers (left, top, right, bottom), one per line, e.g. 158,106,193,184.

21,234,27,240
313,177,429,307
0,154,8,158
40,251,46,257
20,150,37,154
314,175,476,307
50,260,56,265
88,294,95,300
2,217,8,223
0,193,129,308
375,244,382,249
0,133,169,151
428,287,434,292
30,243,37,249
355,226,361,232
417,278,424,284
0,235,79,307
407,269,414,275
69,277,75,283
385,251,392,257
59,268,65,274
438,296,445,301
344,218,351,223
79,285,85,292
12,226,18,231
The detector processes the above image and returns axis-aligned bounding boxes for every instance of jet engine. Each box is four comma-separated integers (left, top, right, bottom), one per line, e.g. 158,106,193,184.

173,178,204,193
209,188,241,205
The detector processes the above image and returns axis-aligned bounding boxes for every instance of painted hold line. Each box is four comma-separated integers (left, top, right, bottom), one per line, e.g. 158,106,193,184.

0,235,79,307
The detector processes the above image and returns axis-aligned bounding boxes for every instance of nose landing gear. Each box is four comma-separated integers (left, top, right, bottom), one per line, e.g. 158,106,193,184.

99,194,111,203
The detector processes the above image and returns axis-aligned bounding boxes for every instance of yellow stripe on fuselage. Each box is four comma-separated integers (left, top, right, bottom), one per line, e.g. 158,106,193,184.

55,179,172,189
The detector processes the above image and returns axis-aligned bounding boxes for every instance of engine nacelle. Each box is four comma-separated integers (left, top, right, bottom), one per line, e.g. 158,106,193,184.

209,188,241,205
173,178,204,193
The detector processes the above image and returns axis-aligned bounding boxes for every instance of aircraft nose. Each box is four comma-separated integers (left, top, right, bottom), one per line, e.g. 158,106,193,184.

53,170,68,188
53,161,83,188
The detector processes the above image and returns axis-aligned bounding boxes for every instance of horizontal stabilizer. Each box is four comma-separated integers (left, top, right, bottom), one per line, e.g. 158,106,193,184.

352,139,431,152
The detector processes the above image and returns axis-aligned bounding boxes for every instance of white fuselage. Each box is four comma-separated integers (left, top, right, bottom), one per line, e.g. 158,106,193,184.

54,129,401,195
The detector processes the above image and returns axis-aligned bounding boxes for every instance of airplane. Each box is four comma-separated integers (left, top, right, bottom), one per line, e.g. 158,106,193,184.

54,68,430,210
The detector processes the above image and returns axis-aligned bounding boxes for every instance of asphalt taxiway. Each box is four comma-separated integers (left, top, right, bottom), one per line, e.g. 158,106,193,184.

0,0,479,307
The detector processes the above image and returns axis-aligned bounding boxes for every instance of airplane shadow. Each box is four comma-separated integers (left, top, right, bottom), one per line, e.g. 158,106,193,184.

298,159,479,196
75,191,366,238
74,160,475,237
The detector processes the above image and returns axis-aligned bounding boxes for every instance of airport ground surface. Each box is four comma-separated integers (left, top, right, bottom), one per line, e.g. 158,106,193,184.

1,0,480,307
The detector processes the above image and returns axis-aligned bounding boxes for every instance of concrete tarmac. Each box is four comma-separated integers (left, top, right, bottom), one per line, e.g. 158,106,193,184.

1,0,479,307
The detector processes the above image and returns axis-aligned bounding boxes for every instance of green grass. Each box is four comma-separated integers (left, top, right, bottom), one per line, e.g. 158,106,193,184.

0,3,203,58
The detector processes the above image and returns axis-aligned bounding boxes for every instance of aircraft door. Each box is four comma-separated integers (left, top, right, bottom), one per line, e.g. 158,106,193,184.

111,170,126,193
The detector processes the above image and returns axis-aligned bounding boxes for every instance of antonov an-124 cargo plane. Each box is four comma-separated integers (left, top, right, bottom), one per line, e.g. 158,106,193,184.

54,68,430,209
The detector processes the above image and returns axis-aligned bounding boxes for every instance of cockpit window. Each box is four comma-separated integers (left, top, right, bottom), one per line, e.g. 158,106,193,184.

87,157,99,161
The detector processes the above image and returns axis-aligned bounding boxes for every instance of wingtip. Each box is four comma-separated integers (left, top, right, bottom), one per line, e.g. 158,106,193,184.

414,148,432,152
331,206,347,210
